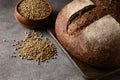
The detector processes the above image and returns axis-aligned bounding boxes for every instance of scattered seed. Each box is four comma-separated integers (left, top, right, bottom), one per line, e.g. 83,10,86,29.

15,48,18,51
54,57,57,59
12,44,15,46
3,39,6,42
11,55,16,58
21,40,23,42
13,40,16,42
13,31,57,64
25,32,28,34
46,60,49,63
13,52,16,54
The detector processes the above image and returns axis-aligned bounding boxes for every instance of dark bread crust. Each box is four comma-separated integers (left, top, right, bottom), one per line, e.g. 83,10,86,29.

68,0,120,34
55,0,120,68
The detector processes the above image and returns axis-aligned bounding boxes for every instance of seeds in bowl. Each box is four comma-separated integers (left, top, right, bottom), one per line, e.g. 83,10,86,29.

18,0,51,19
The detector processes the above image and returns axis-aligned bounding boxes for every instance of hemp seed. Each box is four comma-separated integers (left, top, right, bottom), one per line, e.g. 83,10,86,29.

18,0,51,20
13,31,57,64
3,39,6,42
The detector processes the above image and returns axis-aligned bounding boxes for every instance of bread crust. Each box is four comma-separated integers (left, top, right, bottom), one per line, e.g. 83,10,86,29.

55,0,120,68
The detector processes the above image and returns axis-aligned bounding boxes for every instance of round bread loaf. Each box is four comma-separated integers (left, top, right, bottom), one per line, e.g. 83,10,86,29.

55,0,120,68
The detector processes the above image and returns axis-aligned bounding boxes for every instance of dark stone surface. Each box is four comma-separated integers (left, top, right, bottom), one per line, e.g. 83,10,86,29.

0,0,119,80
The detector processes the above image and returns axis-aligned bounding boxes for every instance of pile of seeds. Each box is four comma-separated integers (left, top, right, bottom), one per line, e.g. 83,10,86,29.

18,0,51,19
13,31,57,64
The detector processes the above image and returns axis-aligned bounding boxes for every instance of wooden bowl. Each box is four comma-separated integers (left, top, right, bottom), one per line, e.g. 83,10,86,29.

14,0,53,29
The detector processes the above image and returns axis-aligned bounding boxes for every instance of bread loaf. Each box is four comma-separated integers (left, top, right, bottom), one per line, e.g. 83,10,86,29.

55,0,120,68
